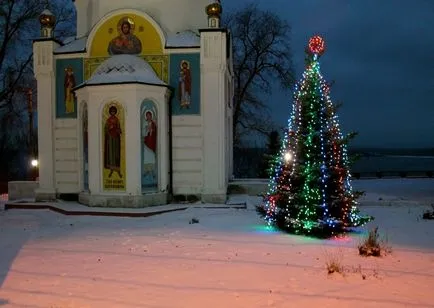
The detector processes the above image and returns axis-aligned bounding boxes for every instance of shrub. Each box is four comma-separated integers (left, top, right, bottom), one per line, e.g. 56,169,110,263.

324,249,344,274
358,227,391,257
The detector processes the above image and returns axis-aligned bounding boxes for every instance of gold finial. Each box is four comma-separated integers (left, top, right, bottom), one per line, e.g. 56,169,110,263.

39,9,56,28
206,1,222,18
39,9,56,38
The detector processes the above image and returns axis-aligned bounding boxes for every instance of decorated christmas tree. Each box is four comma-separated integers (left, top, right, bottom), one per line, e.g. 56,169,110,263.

262,36,373,237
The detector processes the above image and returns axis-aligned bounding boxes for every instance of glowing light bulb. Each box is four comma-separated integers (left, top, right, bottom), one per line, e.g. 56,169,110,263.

284,152,292,162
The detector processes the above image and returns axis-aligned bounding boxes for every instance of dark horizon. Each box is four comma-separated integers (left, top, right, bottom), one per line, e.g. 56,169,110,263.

236,145,434,151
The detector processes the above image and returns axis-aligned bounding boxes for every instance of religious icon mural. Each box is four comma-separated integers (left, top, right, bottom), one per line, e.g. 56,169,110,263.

169,53,199,115
64,66,76,114
107,17,142,55
141,100,158,191
89,13,163,57
82,102,89,191
56,58,83,118
178,60,192,109
102,102,126,191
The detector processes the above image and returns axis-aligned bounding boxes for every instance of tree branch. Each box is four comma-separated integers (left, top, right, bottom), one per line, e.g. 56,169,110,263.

224,3,295,146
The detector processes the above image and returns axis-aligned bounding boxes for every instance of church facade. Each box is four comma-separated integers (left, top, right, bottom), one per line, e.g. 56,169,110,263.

33,0,234,207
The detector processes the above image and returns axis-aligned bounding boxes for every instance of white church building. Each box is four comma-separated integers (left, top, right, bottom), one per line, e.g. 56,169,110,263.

33,0,234,207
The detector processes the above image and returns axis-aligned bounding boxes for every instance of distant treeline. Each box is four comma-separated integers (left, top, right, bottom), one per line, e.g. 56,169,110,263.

348,147,434,157
233,147,434,178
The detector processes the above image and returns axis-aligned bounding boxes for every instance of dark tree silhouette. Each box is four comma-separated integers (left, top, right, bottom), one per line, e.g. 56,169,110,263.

224,3,294,145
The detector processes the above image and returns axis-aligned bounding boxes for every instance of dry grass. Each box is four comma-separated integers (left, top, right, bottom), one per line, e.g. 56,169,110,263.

323,248,381,280
324,248,345,275
358,227,391,257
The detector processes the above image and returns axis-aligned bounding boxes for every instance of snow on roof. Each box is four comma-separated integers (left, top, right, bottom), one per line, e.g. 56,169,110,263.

40,9,53,16
62,36,76,44
54,36,87,54
77,55,166,88
54,29,200,55
54,30,200,54
166,31,200,48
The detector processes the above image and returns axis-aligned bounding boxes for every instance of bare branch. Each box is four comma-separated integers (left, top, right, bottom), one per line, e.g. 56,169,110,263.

224,3,295,146
0,0,74,179
0,0,75,111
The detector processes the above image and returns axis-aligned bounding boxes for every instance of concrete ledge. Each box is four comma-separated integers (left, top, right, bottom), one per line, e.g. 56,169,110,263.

35,188,56,202
79,191,169,208
4,202,188,217
3,198,247,217
228,179,268,196
201,193,227,204
8,181,39,200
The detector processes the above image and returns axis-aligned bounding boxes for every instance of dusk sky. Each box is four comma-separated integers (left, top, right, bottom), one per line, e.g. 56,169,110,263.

225,0,434,148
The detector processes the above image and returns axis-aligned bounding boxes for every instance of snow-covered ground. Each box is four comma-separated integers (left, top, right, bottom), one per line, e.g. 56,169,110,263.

0,179,433,308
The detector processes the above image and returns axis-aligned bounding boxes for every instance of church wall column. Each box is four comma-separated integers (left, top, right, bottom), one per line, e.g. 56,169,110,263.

124,87,141,195
228,113,232,179
86,91,101,195
199,29,228,202
227,69,234,179
75,90,89,192
73,0,90,37
159,89,171,193
33,40,59,201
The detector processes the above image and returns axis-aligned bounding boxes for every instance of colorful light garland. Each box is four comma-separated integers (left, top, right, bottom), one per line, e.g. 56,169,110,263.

262,36,373,237
308,35,325,55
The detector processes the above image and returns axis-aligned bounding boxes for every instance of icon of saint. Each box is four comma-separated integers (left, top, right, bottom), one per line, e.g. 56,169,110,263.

104,105,122,178
142,110,157,182
178,60,191,108
64,66,76,113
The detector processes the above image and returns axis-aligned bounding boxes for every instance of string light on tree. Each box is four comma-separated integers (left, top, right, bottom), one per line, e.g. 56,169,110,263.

284,152,292,162
308,35,325,55
260,36,373,237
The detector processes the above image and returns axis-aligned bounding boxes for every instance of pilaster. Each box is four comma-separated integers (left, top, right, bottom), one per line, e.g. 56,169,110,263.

73,0,91,37
200,29,228,202
33,39,59,201
85,90,102,195
76,90,89,192
227,67,234,179
160,88,171,193
125,90,142,195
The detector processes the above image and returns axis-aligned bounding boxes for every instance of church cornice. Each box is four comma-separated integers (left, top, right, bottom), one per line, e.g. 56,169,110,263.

33,37,64,45
73,81,170,92
198,28,228,33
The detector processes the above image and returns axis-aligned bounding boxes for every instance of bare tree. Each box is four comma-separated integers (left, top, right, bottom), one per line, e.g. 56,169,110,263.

0,0,75,180
0,1,40,110
224,3,295,146
0,0,75,111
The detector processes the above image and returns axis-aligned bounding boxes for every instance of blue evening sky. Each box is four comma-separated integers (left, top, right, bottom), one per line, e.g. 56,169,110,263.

224,0,434,148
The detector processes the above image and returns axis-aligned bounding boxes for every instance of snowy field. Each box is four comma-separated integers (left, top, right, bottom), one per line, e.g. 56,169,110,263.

0,179,433,308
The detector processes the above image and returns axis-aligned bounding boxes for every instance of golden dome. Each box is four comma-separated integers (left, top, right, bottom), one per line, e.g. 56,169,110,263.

39,9,56,28
206,2,222,17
